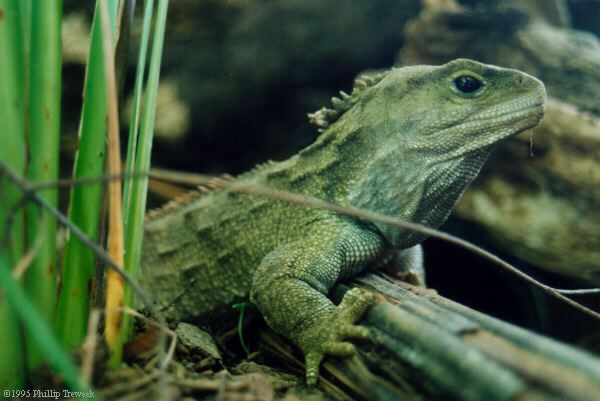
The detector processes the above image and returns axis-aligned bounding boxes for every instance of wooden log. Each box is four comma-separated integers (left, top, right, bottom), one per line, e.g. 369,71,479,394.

259,274,600,401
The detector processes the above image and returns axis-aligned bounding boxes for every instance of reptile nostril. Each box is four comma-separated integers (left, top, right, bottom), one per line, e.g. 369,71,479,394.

516,76,524,85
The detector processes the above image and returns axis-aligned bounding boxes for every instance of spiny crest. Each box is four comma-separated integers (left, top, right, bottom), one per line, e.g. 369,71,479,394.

308,70,387,132
146,191,202,222
242,159,277,176
145,174,235,222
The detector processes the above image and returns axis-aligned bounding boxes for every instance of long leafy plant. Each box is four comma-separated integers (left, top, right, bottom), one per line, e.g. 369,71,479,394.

0,0,168,390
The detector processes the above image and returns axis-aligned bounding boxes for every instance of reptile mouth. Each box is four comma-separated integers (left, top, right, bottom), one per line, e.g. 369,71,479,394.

428,98,544,137
474,103,544,124
445,102,544,138
444,102,545,159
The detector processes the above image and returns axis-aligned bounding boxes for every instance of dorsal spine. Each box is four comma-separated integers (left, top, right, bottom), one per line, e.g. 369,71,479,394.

308,71,387,132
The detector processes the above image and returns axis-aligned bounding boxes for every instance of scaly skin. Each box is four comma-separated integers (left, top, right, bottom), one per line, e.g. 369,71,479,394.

141,59,546,384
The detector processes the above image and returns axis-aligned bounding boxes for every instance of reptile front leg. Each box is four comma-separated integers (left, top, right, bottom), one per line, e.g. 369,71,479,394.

250,221,386,384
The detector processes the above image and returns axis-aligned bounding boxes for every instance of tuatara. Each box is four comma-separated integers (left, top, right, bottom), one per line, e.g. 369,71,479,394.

141,59,545,384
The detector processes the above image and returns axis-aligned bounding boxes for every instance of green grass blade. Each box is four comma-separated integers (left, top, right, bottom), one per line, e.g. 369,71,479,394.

17,0,30,73
118,0,169,362
0,0,27,388
0,2,26,257
123,0,155,221
56,0,119,350
0,303,24,388
25,0,62,371
0,255,97,397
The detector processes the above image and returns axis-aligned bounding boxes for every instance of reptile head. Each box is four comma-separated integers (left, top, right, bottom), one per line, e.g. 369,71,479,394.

372,58,546,159
345,59,546,247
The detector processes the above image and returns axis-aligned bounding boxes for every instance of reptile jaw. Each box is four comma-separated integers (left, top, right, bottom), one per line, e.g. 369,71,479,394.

438,100,545,160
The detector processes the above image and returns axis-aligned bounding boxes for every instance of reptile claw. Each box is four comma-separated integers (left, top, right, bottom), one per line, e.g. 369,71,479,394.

323,341,356,356
339,324,370,339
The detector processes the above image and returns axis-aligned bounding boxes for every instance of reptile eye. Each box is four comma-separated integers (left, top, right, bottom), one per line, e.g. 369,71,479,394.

454,75,483,94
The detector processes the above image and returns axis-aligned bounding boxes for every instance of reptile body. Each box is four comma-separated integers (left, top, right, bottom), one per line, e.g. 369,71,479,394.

141,59,545,383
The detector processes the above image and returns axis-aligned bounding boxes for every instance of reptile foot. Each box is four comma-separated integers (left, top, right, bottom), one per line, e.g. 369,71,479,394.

299,288,374,385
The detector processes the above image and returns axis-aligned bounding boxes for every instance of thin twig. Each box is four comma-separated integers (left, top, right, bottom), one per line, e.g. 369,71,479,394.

117,306,176,337
80,309,101,385
29,172,149,190
554,288,600,295
5,163,600,319
150,168,600,321
12,213,46,278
